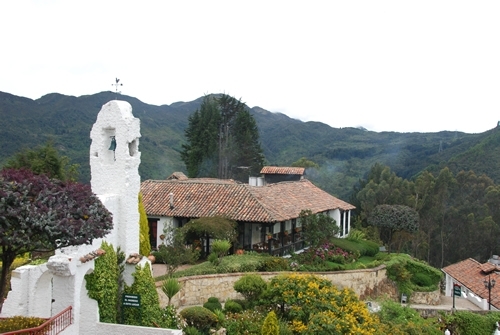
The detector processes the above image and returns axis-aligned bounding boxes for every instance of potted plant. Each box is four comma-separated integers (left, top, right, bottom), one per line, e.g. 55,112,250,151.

267,233,273,240
235,244,244,255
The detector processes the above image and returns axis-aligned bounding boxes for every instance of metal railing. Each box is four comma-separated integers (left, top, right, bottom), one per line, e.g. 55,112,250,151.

271,240,306,256
2,306,72,335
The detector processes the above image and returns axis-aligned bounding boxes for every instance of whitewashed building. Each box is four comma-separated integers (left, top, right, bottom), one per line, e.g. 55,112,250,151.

141,169,355,256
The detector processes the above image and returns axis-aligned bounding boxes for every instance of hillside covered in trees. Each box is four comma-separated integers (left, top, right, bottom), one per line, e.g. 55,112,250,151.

1,90,499,202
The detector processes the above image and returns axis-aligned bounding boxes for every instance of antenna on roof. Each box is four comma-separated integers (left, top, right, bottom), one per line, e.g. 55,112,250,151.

112,78,123,99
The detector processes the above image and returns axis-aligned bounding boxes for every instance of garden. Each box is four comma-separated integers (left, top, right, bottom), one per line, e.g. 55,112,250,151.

3,230,500,334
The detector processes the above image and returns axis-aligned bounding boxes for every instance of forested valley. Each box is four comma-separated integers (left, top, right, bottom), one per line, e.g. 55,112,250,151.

351,163,500,268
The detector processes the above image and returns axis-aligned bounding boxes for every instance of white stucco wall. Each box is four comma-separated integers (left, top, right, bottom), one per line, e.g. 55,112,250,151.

2,264,52,318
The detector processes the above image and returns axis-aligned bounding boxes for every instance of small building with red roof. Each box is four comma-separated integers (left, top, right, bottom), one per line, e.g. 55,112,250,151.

442,256,500,310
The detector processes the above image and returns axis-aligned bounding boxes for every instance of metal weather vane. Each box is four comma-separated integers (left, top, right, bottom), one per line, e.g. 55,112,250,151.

112,78,123,99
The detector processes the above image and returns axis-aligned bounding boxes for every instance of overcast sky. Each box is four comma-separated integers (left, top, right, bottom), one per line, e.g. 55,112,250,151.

1,1,499,133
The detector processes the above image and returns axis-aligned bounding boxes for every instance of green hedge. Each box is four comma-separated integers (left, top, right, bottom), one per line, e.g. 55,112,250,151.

444,311,500,335
180,306,218,333
85,241,119,323
224,299,243,313
203,297,222,312
385,254,442,295
123,263,163,327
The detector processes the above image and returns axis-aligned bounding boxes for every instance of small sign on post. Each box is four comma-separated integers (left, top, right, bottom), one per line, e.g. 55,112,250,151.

122,294,141,324
123,294,141,307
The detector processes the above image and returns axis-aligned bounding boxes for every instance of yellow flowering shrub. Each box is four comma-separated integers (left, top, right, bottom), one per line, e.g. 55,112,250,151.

266,273,381,334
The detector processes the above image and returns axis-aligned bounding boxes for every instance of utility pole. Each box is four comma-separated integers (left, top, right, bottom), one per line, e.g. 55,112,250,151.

484,275,496,310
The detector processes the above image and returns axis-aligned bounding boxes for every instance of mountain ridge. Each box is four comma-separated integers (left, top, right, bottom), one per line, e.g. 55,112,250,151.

1,90,498,199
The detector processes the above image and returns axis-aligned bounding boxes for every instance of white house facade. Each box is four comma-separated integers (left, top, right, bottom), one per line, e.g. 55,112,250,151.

141,171,355,256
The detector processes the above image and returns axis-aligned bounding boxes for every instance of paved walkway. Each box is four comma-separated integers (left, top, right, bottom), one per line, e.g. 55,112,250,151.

410,296,481,311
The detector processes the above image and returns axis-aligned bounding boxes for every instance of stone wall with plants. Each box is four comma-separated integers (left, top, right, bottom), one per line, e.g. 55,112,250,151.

156,265,400,307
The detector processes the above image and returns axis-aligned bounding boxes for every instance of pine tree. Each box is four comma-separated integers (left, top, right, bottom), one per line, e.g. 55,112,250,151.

181,94,264,181
181,96,219,178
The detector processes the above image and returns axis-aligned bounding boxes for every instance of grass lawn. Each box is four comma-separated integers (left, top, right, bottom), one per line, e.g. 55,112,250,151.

155,252,268,281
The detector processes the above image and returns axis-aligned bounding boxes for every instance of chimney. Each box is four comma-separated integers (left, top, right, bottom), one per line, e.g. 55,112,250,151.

489,255,500,265
169,192,174,209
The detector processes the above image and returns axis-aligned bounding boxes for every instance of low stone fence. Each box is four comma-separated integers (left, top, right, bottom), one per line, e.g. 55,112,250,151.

411,290,441,305
156,265,399,308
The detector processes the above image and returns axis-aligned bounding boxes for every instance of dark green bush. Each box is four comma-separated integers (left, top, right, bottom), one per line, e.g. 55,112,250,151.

224,299,243,313
405,258,442,287
203,297,222,312
184,326,202,335
239,262,258,272
180,306,218,333
386,254,442,295
258,256,289,271
411,272,433,287
234,274,267,302
443,311,500,335
85,241,119,323
231,298,251,310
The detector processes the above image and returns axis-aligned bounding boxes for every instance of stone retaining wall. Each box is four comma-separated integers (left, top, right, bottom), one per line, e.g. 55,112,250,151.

156,265,399,308
411,290,441,305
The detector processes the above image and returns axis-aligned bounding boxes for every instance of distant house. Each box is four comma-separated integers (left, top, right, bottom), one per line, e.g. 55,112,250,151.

442,256,500,310
141,168,354,256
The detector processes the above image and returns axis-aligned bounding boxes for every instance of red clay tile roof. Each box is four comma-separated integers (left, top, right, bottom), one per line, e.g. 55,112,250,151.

141,178,355,223
260,166,305,175
442,258,500,309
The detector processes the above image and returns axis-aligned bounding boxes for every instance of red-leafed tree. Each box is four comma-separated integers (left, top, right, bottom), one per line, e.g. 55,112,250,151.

0,169,113,312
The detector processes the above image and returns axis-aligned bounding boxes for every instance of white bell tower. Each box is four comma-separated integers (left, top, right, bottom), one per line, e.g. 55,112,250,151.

89,100,141,258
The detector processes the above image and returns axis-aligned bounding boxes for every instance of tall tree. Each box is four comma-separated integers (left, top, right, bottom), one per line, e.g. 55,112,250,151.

355,164,413,223
299,209,339,247
0,168,113,312
180,96,220,178
291,157,319,169
4,140,79,181
217,94,245,179
181,94,264,181
367,204,419,251
231,110,265,182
